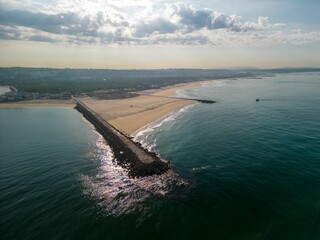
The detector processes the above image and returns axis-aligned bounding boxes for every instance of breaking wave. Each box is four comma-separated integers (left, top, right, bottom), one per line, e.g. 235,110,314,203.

132,104,195,151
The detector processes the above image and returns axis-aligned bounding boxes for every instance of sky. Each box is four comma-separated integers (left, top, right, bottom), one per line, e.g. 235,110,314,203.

0,0,319,69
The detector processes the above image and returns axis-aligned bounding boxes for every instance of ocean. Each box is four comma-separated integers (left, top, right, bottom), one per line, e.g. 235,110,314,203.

1,72,320,240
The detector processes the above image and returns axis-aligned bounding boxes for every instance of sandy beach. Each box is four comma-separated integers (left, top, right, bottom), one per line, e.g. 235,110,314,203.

81,80,208,136
0,79,211,135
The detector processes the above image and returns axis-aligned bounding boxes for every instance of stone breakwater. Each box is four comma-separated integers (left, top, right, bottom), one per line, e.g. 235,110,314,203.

75,99,169,178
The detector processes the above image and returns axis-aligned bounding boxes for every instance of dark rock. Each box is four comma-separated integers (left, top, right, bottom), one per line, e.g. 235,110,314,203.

75,100,169,178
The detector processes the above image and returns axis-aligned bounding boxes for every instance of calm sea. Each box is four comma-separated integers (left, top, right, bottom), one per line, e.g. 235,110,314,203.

1,72,320,240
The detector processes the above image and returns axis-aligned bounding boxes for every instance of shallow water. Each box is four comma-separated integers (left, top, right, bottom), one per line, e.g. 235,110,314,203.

1,72,320,239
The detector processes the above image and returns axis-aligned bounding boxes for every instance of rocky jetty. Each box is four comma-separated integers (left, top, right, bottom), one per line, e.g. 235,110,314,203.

75,99,169,177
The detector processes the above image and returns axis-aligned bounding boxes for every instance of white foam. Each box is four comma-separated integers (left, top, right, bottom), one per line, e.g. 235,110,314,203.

79,91,195,216
81,133,188,216
175,89,190,98
203,79,228,88
192,165,211,171
132,103,196,151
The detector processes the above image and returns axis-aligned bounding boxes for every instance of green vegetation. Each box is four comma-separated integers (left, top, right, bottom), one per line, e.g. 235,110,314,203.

1,67,319,94
0,68,254,94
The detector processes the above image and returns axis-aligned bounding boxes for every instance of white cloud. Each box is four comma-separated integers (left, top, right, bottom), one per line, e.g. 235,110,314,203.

0,0,319,46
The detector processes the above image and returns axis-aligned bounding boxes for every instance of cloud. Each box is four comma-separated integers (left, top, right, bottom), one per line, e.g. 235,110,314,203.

152,34,210,45
28,34,59,43
0,8,104,37
0,25,21,40
163,3,273,32
166,3,213,31
0,0,319,46
135,17,177,37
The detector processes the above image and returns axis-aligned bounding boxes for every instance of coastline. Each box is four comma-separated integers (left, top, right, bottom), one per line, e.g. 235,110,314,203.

113,79,217,135
74,78,217,176
0,100,76,108
0,77,216,133
109,99,196,135
80,79,212,136
75,98,170,177
0,77,217,177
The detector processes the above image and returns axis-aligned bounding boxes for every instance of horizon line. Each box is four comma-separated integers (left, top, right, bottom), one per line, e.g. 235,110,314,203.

1,66,320,71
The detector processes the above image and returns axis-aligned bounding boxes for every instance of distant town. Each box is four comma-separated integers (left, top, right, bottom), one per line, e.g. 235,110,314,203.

1,67,319,103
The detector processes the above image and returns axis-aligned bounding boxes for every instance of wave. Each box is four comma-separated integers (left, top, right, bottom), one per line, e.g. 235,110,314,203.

177,80,230,100
175,89,190,98
132,104,195,151
133,79,230,149
132,80,231,144
192,165,211,171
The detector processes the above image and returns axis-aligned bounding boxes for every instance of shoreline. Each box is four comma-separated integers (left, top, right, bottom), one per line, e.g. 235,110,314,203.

80,78,215,136
0,77,218,130
0,100,76,108
0,77,208,110
131,102,196,138
111,78,220,135
109,98,196,136
1,78,219,177
75,99,169,177
74,78,219,176
0,77,220,132
127,78,221,135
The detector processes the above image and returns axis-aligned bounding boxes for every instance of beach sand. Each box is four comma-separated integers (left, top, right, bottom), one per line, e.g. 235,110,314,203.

0,79,210,135
81,81,206,136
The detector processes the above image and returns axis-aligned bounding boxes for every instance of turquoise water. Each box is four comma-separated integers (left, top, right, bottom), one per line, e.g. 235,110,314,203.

1,73,320,239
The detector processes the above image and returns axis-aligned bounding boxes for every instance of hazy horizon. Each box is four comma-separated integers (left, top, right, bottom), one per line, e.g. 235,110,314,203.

0,0,320,68
1,66,320,71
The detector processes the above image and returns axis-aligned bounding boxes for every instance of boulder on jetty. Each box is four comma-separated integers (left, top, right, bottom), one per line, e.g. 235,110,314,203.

75,99,169,178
